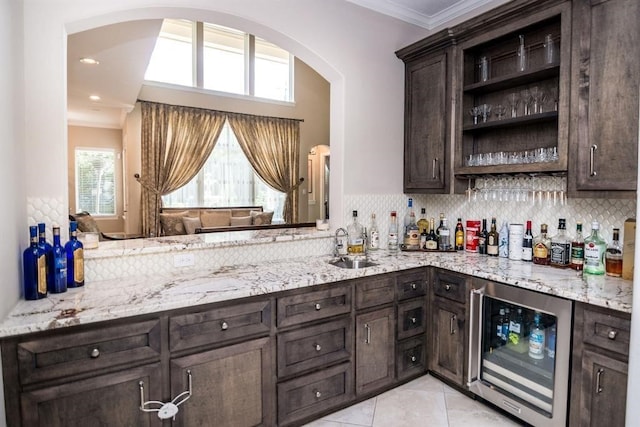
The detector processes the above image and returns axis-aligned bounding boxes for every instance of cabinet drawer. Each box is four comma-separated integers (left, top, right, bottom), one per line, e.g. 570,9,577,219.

396,270,427,301
277,285,351,328
582,305,631,357
17,319,161,385
354,275,395,310
277,362,353,426
397,299,426,340
397,336,426,380
433,272,466,303
169,299,271,352
278,317,352,378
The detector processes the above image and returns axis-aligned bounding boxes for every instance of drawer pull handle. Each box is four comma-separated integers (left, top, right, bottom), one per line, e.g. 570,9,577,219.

314,390,322,399
608,330,617,340
411,283,417,290
220,321,229,331
314,344,322,352
411,355,417,362
450,315,456,335
596,368,604,394
410,317,417,324
90,348,100,358
445,284,451,291
140,369,193,420
590,144,598,177
315,303,321,311
365,323,371,344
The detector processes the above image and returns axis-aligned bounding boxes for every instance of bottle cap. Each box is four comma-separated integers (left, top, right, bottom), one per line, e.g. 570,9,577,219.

352,210,358,217
592,221,599,230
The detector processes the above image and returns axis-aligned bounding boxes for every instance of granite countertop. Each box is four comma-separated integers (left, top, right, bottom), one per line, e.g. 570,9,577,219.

0,249,632,339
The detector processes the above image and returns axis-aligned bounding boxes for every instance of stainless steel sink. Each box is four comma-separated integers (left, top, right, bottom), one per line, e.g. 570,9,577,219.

328,258,377,269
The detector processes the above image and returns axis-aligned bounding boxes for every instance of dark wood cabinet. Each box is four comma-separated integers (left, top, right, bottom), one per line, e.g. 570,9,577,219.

570,302,631,427
355,307,395,395
396,31,455,193
568,0,640,197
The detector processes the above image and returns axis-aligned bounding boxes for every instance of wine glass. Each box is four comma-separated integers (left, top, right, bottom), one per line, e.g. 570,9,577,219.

478,104,492,123
529,86,547,114
469,106,481,125
520,89,533,115
505,93,520,118
494,104,506,120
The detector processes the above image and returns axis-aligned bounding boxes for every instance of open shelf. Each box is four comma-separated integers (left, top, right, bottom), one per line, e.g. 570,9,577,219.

463,111,558,132
464,64,560,95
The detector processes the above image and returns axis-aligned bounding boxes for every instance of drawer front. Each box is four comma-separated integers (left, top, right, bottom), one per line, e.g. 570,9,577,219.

278,317,352,378
433,272,466,303
277,362,353,426
170,299,271,352
277,285,351,328
396,270,427,301
18,319,161,385
397,299,426,340
354,275,395,310
397,336,426,380
583,306,631,357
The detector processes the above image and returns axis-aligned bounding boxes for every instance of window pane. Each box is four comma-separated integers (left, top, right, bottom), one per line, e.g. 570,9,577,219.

203,24,245,94
145,19,193,86
255,37,292,102
75,149,116,216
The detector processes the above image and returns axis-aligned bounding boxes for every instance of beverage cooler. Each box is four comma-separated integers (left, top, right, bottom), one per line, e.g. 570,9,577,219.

467,281,572,427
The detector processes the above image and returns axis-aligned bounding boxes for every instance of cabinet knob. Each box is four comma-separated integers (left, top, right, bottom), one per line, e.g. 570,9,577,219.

411,283,417,290
314,303,321,311
314,390,322,399
410,317,417,324
90,348,100,358
314,344,322,352
220,321,229,330
608,330,617,340
445,284,451,291
411,355,417,363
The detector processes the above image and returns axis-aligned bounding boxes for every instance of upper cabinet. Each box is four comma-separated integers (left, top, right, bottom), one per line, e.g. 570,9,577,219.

396,31,455,193
568,0,640,197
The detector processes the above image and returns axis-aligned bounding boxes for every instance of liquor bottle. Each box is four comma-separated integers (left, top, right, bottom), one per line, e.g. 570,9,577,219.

420,224,428,250
478,219,488,255
550,219,571,267
403,198,414,241
605,228,623,277
533,224,551,265
347,211,365,254
65,221,85,288
37,223,53,290
436,213,445,238
498,221,509,258
487,218,499,256
584,221,607,275
23,226,47,300
570,222,585,271
425,218,438,250
528,312,545,360
501,307,510,346
508,308,525,350
417,208,429,235
454,218,465,251
368,213,380,251
522,220,534,262
496,308,506,347
388,211,399,251
438,217,451,251
50,225,67,293
406,212,420,249
547,324,556,359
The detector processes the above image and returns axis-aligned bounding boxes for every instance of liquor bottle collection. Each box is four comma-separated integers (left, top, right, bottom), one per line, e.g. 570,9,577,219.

360,197,623,278
22,222,84,300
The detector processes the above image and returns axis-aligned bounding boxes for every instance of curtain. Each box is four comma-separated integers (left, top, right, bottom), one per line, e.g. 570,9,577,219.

139,101,227,236
227,114,301,223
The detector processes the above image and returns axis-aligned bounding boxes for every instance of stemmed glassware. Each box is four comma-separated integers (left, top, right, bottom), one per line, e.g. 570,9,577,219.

521,89,533,115
529,86,547,114
505,93,520,118
478,104,492,123
494,104,506,120
469,106,481,125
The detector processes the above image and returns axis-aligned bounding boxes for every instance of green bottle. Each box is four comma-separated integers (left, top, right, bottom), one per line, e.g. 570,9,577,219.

583,221,607,275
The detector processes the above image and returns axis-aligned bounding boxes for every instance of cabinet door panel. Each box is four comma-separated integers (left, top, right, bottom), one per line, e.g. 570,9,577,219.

580,350,628,427
355,307,395,395
20,363,162,427
430,298,466,386
171,337,274,427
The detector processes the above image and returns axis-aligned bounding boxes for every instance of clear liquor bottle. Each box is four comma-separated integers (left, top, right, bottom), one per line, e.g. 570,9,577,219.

487,218,499,257
533,224,551,265
584,221,607,275
550,218,571,267
388,211,399,251
23,226,47,300
65,221,85,288
570,222,585,271
605,228,623,277
347,210,365,254
528,312,546,360
368,213,380,251
50,225,67,293
406,212,420,249
438,217,451,251
403,198,414,245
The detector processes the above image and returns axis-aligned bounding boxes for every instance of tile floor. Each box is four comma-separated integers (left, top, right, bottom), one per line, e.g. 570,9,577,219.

302,374,524,427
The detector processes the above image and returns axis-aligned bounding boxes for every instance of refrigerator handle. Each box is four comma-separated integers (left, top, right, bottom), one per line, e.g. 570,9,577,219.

467,287,484,387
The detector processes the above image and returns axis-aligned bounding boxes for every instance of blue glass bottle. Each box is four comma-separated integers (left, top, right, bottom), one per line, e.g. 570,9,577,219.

37,223,53,290
50,225,67,293
23,226,47,300
65,221,84,288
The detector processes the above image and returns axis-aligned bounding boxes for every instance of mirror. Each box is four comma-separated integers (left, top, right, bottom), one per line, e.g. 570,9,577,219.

67,19,330,236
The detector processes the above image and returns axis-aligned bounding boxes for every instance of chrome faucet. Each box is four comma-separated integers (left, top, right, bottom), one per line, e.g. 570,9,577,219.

334,227,348,258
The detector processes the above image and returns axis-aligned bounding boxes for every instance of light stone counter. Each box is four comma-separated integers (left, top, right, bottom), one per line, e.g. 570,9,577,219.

0,249,632,338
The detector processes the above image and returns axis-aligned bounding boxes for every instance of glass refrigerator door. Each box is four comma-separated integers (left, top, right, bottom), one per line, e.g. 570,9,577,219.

480,296,557,417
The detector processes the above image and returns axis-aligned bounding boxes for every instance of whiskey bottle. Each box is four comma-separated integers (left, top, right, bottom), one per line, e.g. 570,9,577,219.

454,218,464,251
417,208,429,235
584,221,606,275
550,218,571,268
347,211,365,254
522,220,533,262
438,217,451,251
533,224,551,265
605,228,623,277
569,222,585,271
487,217,499,256
425,218,438,250
406,212,420,249
478,218,488,255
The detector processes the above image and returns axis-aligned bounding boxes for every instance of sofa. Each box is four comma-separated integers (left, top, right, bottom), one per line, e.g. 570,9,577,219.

159,206,274,236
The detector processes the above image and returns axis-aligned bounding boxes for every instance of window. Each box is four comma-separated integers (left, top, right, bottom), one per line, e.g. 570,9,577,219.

75,148,116,216
145,20,294,102
162,123,286,222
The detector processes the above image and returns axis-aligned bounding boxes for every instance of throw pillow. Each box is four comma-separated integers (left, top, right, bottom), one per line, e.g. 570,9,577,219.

250,210,274,226
230,216,252,226
182,216,202,234
159,211,188,236
201,209,232,227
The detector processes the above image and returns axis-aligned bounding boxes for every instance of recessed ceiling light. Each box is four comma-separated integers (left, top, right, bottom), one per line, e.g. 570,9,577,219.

79,57,99,65
89,95,101,101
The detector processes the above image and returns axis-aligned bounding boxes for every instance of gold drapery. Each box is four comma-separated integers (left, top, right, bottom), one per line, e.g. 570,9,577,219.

139,101,226,236
227,114,301,223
